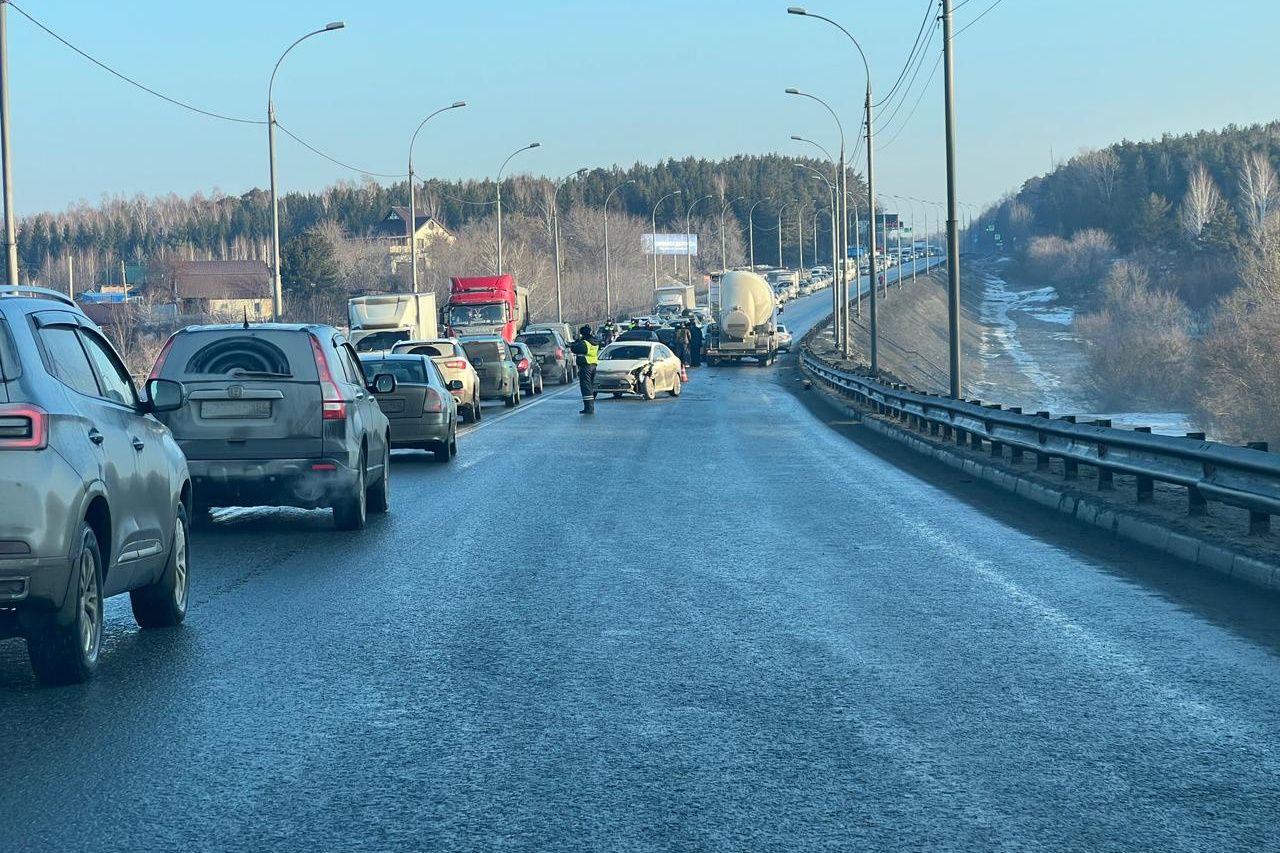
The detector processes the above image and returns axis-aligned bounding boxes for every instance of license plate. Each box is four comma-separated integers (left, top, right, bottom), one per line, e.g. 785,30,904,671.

378,398,405,413
200,399,271,419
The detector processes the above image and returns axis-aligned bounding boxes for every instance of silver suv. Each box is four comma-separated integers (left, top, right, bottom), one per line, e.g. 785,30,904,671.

0,287,191,685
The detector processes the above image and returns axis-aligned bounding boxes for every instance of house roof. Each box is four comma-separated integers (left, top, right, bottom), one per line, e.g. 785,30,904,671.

175,260,271,299
371,207,452,239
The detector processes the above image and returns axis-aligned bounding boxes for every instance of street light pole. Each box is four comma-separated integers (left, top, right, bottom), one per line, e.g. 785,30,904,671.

0,0,17,286
495,142,540,275
651,190,681,290
789,7,878,370
795,155,842,349
408,101,466,295
942,0,962,398
603,178,635,322
268,21,345,320
685,194,713,291
552,167,588,323
777,202,789,268
747,197,770,270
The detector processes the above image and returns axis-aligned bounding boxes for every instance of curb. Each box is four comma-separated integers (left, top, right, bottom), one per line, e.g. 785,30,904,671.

806,369,1280,592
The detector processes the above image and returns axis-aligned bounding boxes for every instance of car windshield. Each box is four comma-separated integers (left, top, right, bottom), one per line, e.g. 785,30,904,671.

518,334,553,347
448,304,506,325
461,341,503,363
603,345,652,361
360,359,428,384
354,331,411,352
399,344,447,357
175,333,300,378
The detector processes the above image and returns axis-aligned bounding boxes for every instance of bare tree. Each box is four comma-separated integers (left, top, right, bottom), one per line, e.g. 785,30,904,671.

1237,150,1279,246
1079,148,1122,202
1180,163,1221,239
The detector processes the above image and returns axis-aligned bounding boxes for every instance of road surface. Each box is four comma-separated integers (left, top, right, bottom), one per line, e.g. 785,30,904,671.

2,287,1278,851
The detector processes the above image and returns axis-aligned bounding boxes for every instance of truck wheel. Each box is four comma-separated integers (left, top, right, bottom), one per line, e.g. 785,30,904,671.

131,503,191,629
28,522,104,685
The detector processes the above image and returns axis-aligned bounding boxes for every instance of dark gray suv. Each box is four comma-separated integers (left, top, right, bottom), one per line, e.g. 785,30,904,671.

150,323,394,530
0,287,191,685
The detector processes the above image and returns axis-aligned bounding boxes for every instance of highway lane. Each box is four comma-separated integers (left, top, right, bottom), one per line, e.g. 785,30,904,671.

2,288,1280,851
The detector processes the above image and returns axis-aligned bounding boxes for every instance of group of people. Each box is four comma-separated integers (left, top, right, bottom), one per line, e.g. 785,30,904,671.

571,313,707,416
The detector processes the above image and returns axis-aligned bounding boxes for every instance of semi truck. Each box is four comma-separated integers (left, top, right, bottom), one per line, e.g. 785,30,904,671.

443,274,530,342
348,293,438,352
705,270,778,367
654,284,696,318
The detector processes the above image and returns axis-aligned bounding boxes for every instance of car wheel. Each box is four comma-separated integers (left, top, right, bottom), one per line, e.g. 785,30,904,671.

28,522,104,685
461,400,477,424
535,376,544,395
641,375,657,401
669,376,682,397
131,503,191,629
368,441,390,514
612,392,623,399
333,451,367,531
562,367,571,385
473,395,483,421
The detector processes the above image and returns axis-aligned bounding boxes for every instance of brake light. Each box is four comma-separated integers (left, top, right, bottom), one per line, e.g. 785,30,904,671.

517,358,529,371
0,404,48,450
147,333,177,382
443,359,468,370
308,334,346,421
555,346,564,359
424,388,445,413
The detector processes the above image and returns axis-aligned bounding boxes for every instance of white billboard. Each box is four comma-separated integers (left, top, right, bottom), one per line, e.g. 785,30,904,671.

642,234,698,256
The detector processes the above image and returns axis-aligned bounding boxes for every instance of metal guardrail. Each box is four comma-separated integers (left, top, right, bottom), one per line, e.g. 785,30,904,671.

801,350,1279,534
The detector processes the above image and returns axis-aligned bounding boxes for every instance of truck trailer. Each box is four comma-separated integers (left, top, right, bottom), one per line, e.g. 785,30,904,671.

705,270,778,367
348,293,438,352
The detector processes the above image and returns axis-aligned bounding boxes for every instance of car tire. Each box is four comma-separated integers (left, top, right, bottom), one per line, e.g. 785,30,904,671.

368,442,390,514
28,522,104,685
641,376,657,401
462,400,477,424
535,376,544,395
130,503,191,629
473,396,483,421
333,452,368,531
432,426,456,463
612,392,623,398
669,376,682,397
562,367,571,385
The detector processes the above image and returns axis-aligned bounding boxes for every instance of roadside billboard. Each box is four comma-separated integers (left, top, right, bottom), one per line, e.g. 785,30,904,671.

643,234,698,256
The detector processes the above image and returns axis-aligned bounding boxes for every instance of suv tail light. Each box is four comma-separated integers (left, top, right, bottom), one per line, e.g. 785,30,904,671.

517,357,529,371
147,333,177,382
308,334,346,421
443,359,468,371
0,404,48,450
554,346,564,359
423,387,445,413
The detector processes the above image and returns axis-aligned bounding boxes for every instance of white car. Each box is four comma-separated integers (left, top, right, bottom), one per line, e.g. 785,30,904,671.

594,341,684,400
776,324,793,353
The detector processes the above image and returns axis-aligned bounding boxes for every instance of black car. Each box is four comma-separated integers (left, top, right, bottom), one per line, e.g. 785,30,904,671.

515,329,572,385
616,328,660,342
150,323,395,530
510,341,544,396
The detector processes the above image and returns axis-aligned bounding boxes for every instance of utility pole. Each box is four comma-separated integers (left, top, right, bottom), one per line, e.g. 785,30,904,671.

864,86,878,371
0,0,18,286
942,0,962,399
798,206,804,275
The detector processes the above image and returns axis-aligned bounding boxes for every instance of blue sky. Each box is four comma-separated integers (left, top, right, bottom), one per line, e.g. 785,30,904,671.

8,0,1280,217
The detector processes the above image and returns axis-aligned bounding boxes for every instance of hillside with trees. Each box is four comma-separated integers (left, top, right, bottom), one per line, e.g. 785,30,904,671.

979,122,1280,444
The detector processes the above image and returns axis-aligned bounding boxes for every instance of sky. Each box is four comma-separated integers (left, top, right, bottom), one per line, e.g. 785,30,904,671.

6,0,1280,219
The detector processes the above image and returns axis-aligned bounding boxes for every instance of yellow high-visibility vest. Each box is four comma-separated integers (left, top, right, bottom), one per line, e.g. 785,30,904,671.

584,341,599,365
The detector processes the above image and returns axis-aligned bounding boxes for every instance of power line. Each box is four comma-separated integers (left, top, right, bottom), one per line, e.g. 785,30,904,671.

954,0,1006,38
874,0,938,109
274,123,404,179
9,1,264,125
878,53,943,150
875,21,939,137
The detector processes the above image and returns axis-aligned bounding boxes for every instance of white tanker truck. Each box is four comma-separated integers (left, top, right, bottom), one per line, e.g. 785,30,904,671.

705,270,779,366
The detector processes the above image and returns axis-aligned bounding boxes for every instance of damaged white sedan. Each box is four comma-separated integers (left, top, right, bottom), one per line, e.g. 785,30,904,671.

594,342,683,400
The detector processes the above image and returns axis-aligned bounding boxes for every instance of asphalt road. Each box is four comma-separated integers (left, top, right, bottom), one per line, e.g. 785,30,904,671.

2,288,1279,852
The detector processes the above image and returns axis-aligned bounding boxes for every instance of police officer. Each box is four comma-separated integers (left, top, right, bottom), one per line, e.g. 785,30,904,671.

569,324,600,415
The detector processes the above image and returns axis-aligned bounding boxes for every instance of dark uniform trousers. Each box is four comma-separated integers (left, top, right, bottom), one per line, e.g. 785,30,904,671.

578,362,596,413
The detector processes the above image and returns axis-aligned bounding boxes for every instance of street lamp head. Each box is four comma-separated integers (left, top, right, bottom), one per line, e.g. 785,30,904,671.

785,88,801,95
787,7,808,15
574,168,589,177
324,21,346,30
528,142,541,149
674,189,682,195
451,101,467,109
790,134,804,141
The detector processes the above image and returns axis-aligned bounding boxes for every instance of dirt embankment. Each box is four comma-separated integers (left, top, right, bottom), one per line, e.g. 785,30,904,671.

807,265,990,398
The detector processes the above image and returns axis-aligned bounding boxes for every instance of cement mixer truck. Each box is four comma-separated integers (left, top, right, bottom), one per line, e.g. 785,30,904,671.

705,270,778,366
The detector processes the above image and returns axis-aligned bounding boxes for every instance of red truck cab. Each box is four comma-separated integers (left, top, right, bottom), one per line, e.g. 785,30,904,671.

443,275,530,342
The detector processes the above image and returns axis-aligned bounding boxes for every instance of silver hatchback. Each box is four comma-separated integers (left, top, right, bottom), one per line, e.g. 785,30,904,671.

0,287,191,685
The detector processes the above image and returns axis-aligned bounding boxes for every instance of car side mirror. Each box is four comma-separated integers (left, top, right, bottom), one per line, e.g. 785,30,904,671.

145,378,186,413
446,379,464,391
371,373,396,394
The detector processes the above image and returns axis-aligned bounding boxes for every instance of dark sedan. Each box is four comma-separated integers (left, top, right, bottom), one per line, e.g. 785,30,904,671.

361,354,460,463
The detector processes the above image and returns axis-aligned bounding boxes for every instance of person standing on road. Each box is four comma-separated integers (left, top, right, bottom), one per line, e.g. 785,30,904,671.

674,322,692,367
689,320,704,368
570,324,600,415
